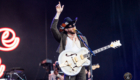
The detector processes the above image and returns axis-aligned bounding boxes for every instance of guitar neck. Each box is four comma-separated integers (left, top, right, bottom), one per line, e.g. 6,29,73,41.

92,45,111,54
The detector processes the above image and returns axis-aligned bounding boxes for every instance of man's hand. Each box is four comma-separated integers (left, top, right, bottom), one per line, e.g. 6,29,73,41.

56,1,64,14
54,69,58,75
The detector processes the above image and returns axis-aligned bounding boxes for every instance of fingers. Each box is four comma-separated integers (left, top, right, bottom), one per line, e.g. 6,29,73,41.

56,1,64,9
56,1,61,8
56,3,60,8
62,5,64,9
59,1,61,6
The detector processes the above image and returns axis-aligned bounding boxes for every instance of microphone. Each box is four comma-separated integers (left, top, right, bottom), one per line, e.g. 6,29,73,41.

74,28,82,35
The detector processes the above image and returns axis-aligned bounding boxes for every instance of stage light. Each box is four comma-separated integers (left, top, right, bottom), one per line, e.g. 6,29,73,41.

0,27,20,51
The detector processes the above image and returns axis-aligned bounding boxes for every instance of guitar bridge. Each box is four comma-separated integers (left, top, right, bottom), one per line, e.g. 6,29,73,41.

72,56,78,63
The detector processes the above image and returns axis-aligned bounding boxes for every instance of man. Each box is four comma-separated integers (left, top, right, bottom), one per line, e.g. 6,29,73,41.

85,69,91,80
41,60,64,80
49,61,64,80
50,1,89,80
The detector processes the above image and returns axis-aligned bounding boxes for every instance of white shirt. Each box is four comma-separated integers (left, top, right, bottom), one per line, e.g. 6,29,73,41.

65,35,81,52
49,73,64,80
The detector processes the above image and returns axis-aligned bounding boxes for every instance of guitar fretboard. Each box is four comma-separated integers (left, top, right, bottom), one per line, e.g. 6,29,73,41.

83,45,111,58
92,45,110,54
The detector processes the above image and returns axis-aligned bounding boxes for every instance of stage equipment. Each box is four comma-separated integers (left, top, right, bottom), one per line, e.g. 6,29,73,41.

39,59,53,80
40,59,52,73
3,67,27,80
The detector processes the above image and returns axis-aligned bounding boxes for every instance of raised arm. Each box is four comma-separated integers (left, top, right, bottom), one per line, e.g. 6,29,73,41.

50,2,64,42
54,1,64,19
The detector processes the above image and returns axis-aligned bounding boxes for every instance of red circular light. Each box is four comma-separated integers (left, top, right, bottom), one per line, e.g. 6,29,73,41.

0,28,20,51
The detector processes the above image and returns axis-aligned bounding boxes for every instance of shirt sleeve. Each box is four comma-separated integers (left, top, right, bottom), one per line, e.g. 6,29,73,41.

50,19,61,43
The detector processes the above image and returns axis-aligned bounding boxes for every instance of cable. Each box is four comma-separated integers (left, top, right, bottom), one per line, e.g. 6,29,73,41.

34,66,41,80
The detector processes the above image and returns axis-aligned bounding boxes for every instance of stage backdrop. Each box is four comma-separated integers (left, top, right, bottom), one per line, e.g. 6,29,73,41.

0,0,140,80
0,0,47,80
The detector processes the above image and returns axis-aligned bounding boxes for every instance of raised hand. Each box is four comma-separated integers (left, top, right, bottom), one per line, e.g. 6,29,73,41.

56,1,64,14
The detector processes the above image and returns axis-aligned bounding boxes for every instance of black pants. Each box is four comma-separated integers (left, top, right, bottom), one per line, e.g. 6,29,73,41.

64,67,86,80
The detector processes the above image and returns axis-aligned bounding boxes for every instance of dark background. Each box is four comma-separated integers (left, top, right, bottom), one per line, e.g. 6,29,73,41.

0,0,140,80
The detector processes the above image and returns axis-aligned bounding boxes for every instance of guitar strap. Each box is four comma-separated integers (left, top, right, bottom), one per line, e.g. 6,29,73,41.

79,35,90,71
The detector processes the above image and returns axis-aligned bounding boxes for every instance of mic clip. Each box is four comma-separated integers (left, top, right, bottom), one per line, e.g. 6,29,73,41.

76,29,82,35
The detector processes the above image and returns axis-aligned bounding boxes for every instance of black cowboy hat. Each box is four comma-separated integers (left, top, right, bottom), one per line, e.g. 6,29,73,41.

59,17,78,32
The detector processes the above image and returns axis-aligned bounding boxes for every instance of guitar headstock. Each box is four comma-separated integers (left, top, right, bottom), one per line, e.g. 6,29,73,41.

92,64,100,70
110,40,122,48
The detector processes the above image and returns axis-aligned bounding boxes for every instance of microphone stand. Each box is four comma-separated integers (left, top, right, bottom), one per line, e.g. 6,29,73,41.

77,31,95,80
13,73,24,80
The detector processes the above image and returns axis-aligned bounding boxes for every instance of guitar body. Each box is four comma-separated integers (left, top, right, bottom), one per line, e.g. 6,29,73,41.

58,47,90,76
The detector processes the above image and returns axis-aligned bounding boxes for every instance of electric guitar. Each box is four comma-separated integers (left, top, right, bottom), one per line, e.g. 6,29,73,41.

58,40,121,76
